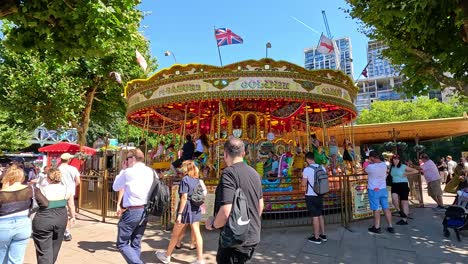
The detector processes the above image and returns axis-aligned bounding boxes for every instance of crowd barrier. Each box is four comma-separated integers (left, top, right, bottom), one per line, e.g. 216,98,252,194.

78,169,424,228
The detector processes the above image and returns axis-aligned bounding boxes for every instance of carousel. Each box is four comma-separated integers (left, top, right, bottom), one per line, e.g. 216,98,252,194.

125,58,358,215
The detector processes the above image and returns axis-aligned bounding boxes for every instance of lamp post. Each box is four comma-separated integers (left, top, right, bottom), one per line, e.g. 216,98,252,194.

164,50,177,63
266,42,271,58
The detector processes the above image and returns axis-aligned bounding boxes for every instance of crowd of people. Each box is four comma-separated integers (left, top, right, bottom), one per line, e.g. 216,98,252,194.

0,153,80,264
1,135,466,264
114,137,263,264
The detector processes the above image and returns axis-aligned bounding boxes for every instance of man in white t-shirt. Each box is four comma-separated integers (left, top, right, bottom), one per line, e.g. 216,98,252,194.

420,153,444,210
446,155,457,183
302,152,327,244
58,153,81,241
365,151,394,234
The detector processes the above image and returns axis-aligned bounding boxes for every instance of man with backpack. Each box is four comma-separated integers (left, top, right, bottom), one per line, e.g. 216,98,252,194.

302,151,328,244
206,136,264,264
112,149,154,264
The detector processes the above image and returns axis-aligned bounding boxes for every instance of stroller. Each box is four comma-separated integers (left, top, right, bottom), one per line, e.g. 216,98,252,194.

443,190,468,241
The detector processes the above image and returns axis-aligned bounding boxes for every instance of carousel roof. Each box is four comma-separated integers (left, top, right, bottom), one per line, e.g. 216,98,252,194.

125,59,358,134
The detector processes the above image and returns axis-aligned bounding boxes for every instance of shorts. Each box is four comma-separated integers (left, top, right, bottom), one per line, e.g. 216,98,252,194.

305,195,323,217
368,188,389,211
428,179,443,197
391,182,410,200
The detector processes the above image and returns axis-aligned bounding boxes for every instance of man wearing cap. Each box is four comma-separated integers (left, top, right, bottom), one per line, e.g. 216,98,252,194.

113,148,154,264
58,153,81,241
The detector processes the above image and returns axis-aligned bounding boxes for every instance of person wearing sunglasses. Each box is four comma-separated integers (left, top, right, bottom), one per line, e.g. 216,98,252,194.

112,149,154,264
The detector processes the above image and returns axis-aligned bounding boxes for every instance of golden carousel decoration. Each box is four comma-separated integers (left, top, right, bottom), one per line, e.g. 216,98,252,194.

125,58,357,177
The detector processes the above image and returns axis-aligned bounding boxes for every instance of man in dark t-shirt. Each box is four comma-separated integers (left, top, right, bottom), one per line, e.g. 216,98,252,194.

206,136,264,264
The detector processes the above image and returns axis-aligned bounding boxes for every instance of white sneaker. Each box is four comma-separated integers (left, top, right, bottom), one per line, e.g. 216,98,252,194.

155,251,171,264
191,260,205,264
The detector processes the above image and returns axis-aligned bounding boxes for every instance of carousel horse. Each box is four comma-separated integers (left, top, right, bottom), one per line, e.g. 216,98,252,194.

194,152,210,177
262,152,294,192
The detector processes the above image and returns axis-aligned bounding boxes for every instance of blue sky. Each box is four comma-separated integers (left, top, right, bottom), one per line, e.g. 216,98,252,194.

139,0,370,79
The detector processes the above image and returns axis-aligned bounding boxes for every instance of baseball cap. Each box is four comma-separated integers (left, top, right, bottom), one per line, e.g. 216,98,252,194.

60,153,74,160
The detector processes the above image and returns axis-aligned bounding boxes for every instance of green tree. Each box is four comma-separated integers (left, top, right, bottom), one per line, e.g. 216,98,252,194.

87,114,181,151
357,97,467,124
0,35,155,146
346,0,468,96
0,0,156,147
0,0,144,58
0,112,30,151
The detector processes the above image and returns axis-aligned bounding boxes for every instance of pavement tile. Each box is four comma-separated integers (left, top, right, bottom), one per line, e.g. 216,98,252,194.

302,239,340,257
416,255,468,264
375,233,413,251
294,253,335,264
378,248,417,264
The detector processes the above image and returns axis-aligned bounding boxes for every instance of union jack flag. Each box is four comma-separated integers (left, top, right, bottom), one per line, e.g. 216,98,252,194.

215,28,243,47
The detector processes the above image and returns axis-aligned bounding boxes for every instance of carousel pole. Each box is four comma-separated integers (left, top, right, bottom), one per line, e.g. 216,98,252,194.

196,101,202,136
305,103,311,151
217,101,222,178
319,103,326,145
181,104,189,147
160,119,166,134
349,114,357,171
143,111,150,164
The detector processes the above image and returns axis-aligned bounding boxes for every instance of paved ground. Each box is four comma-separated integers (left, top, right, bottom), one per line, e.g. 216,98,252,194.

24,188,468,264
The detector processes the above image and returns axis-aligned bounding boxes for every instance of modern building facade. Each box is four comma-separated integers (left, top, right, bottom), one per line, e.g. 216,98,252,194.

304,37,354,77
355,40,405,112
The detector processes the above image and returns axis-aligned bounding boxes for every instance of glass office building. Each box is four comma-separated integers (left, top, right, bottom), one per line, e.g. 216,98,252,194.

304,37,354,77
356,40,405,112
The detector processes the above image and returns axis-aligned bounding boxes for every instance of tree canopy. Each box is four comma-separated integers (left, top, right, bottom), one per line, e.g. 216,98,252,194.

347,0,468,96
0,0,156,148
0,112,30,151
0,0,144,58
357,97,467,124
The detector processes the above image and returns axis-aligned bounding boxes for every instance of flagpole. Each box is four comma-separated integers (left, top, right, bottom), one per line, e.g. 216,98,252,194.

354,60,371,84
214,26,223,66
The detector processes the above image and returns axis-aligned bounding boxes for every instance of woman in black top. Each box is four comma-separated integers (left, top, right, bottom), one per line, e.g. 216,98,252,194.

437,157,448,184
0,165,48,264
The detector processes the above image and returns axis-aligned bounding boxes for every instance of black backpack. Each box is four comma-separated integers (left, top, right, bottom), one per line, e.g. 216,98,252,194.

145,170,170,217
220,167,250,248
189,180,205,207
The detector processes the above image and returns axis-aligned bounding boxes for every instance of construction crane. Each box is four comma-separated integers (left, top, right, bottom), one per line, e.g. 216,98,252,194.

322,10,332,39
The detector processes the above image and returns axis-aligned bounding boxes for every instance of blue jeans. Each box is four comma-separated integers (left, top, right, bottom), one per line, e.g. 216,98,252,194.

0,215,32,264
117,208,148,264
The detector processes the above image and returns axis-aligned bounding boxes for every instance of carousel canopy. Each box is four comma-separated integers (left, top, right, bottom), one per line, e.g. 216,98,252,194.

125,59,358,136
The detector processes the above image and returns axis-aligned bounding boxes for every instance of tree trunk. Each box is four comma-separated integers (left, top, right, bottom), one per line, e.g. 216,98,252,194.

460,0,468,43
77,85,98,147
0,0,17,18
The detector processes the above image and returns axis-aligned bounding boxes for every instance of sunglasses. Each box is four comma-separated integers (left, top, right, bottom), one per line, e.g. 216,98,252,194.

126,156,135,160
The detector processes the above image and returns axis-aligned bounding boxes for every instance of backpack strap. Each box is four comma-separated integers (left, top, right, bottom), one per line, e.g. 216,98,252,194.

306,165,317,194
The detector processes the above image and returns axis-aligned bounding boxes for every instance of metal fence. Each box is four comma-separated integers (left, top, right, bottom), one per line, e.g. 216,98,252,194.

341,172,424,227
77,167,423,228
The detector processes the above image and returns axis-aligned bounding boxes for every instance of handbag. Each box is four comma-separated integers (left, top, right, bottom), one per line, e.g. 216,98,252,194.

29,186,40,215
386,167,393,187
